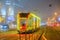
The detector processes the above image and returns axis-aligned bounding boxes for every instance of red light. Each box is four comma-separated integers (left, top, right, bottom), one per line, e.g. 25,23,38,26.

21,24,26,31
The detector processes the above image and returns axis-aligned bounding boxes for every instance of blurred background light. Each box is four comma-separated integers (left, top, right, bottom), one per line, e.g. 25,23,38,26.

58,17,60,21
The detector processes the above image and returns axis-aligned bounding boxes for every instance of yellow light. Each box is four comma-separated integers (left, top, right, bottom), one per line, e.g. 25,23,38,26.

0,17,4,22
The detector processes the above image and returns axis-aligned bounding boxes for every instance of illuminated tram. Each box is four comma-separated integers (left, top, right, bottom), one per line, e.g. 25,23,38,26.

17,13,40,33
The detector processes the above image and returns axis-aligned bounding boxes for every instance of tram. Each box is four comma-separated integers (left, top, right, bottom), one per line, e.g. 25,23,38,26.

17,12,40,33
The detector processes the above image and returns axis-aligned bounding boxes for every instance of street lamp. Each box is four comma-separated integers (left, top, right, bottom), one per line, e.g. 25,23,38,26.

54,12,58,16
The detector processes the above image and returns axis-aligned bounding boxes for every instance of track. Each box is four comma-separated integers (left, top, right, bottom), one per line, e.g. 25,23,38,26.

44,27,60,40
0,28,42,40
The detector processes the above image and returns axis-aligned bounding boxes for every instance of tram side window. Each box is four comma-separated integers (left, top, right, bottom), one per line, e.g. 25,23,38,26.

35,18,37,27
28,16,33,27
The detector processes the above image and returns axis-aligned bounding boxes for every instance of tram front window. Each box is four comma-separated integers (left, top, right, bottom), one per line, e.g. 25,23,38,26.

20,19,26,26
20,19,26,30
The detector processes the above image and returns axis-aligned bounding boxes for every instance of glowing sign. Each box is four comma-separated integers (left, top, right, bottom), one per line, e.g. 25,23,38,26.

7,16,15,23
7,16,15,21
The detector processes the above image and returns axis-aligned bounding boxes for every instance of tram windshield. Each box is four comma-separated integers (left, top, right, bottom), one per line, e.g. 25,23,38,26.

20,19,26,26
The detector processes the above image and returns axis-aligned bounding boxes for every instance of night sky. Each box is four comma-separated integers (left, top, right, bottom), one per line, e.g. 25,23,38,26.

0,0,60,22
19,0,60,22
